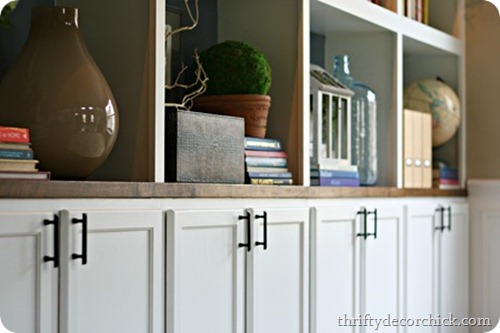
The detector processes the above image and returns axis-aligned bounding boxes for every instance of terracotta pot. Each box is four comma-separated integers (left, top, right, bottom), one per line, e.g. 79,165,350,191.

193,94,270,138
0,6,119,179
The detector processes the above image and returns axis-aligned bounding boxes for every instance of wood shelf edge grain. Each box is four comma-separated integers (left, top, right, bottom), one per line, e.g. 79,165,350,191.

0,181,468,199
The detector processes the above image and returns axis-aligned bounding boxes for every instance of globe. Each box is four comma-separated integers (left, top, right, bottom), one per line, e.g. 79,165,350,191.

403,78,461,147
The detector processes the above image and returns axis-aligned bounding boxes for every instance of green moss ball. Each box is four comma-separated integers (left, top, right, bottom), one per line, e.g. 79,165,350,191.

200,40,272,95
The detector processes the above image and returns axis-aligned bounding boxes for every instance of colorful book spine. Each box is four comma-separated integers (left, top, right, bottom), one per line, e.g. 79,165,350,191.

439,168,459,180
0,171,50,180
244,137,282,151
438,178,459,186
0,126,30,143
244,150,288,158
245,156,288,167
246,166,289,173
310,169,359,179
311,177,360,187
0,149,34,160
248,172,292,179
250,178,293,185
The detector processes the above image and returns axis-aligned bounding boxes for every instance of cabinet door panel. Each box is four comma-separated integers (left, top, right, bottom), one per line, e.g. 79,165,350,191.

0,212,58,333
249,207,309,333
406,203,438,333
362,205,403,333
311,206,359,333
166,209,245,333
60,210,163,333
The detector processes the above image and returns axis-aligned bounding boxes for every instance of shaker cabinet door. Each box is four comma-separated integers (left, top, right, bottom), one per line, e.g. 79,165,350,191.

166,209,246,333
59,209,164,333
0,211,58,333
248,207,309,333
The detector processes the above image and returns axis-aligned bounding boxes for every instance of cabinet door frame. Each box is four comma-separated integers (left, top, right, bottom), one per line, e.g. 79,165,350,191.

166,208,246,333
310,204,360,333
0,210,58,333
59,209,164,333
247,207,310,333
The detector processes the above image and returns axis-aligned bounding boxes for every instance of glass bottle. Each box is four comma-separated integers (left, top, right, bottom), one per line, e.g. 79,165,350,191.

333,55,377,185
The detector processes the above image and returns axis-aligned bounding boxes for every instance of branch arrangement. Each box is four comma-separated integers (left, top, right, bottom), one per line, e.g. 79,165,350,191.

165,0,208,111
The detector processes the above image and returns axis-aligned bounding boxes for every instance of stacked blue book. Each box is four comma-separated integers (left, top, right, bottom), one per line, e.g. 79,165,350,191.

433,164,459,190
310,164,360,187
244,137,293,185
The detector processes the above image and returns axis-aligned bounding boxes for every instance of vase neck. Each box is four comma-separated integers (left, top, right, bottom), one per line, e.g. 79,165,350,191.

30,7,79,32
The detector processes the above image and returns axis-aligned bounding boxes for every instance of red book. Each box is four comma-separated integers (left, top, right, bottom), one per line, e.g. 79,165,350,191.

0,126,30,143
439,178,459,185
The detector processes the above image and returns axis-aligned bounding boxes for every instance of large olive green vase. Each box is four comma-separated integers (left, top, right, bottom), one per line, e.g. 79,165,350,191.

0,6,119,179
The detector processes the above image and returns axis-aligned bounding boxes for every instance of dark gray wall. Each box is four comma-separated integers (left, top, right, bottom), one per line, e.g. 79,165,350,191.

310,32,325,68
0,0,53,80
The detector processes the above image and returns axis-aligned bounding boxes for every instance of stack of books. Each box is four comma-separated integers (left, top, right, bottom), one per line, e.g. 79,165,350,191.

310,163,360,187
244,137,293,185
433,164,459,190
0,126,50,180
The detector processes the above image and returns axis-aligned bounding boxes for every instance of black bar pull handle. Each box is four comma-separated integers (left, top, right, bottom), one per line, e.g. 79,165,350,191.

435,206,445,232
444,206,452,231
43,215,60,268
238,211,251,252
255,211,268,250
356,207,368,239
366,209,378,239
72,214,88,265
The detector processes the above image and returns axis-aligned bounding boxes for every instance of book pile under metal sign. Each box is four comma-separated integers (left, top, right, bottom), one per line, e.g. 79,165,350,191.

244,137,293,185
0,126,50,180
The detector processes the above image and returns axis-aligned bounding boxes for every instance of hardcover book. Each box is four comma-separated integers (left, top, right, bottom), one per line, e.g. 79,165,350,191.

0,158,38,172
250,178,293,185
310,169,359,179
310,177,360,187
0,142,31,150
246,166,289,173
245,156,288,168
244,150,287,158
0,148,34,160
244,137,282,151
247,171,292,179
0,171,50,180
0,126,30,143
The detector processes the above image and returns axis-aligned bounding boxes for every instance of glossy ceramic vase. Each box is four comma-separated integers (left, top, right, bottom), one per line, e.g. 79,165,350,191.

0,6,119,179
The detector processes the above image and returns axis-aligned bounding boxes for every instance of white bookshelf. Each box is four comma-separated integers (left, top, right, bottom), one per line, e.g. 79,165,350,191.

60,0,466,188
306,0,466,187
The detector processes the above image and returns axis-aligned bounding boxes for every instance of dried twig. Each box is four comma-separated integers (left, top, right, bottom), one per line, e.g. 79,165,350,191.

165,50,208,111
165,0,207,111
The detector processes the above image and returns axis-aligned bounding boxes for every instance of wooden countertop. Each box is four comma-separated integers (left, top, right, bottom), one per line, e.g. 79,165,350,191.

0,181,467,199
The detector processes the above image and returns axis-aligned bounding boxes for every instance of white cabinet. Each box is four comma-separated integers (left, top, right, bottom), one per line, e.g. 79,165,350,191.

59,209,164,333
405,199,468,333
166,205,309,333
0,211,58,333
311,200,404,333
0,201,164,333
